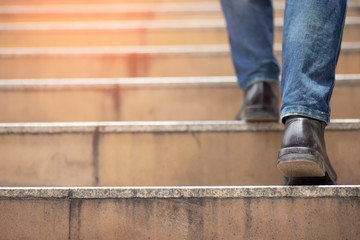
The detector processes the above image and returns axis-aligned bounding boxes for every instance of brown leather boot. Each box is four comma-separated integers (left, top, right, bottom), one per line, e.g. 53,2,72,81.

277,116,337,185
235,81,279,122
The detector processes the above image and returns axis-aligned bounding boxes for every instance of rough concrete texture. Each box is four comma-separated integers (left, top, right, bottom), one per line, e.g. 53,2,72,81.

0,186,359,240
0,121,360,186
1,186,360,199
0,133,95,187
0,44,358,79
1,76,360,122
0,199,69,240
69,197,360,239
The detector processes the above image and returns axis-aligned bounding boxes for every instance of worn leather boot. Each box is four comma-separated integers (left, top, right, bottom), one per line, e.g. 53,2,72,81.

277,116,337,185
235,81,279,122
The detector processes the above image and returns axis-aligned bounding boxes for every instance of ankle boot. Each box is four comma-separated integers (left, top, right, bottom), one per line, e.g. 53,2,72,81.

235,81,279,122
277,116,337,185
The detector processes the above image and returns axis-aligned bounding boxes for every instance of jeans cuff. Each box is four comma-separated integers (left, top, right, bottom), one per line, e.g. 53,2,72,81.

280,106,330,125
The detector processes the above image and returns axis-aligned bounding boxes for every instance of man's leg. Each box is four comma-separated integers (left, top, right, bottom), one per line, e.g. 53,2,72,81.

278,0,347,185
220,0,280,121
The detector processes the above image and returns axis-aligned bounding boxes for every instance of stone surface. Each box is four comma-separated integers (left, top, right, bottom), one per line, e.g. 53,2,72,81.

0,75,360,122
0,187,359,240
0,43,358,78
1,186,359,199
0,1,359,23
0,120,360,134
98,131,283,186
0,187,69,199
0,133,95,187
69,197,360,239
0,121,284,134
0,18,359,47
0,121,360,186
0,199,69,240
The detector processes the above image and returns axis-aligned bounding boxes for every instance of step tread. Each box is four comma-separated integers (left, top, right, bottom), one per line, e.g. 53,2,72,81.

1,185,359,239
0,19,227,30
1,42,360,55
1,2,222,14
0,75,358,123
0,74,359,90
0,2,359,15
0,119,360,134
0,76,238,89
1,186,359,199
0,17,359,30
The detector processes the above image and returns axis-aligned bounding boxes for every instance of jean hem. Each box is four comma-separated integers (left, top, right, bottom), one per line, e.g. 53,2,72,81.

280,106,330,125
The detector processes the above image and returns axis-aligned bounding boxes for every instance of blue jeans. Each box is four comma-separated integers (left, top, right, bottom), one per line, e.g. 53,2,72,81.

221,0,347,124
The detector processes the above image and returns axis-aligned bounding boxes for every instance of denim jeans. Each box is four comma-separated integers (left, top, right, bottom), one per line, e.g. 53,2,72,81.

221,0,347,124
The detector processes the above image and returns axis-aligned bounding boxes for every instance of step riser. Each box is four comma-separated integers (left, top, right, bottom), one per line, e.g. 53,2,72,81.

1,5,359,22
0,0,312,5
0,29,230,47
0,81,358,122
0,12,224,22
0,0,358,5
1,188,359,240
0,24,358,47
0,50,358,78
0,87,241,122
0,0,218,5
0,126,359,186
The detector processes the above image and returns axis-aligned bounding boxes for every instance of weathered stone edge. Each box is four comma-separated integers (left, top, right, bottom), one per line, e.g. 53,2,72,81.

1,2,359,15
0,2,223,15
0,74,358,90
0,121,352,134
0,186,359,200
0,76,238,90
0,17,359,31
1,13,360,31
0,120,360,134
0,121,283,134
0,42,358,56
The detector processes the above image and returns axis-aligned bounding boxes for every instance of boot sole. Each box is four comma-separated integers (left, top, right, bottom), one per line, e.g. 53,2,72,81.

277,147,326,177
284,172,336,185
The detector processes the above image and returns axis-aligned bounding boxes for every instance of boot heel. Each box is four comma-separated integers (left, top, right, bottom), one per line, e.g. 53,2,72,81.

277,147,326,177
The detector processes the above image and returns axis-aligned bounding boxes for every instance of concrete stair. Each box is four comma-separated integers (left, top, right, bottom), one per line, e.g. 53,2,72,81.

0,2,359,22
0,0,316,4
1,186,359,239
0,74,359,122
0,17,359,46
0,43,359,78
0,0,360,239
0,120,360,187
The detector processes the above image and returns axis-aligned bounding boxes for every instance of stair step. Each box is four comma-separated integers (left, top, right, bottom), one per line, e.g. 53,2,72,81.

0,2,359,22
1,2,225,22
0,43,359,78
1,0,359,4
0,0,217,5
0,120,359,187
0,0,313,5
0,186,359,239
0,17,359,47
0,74,359,122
